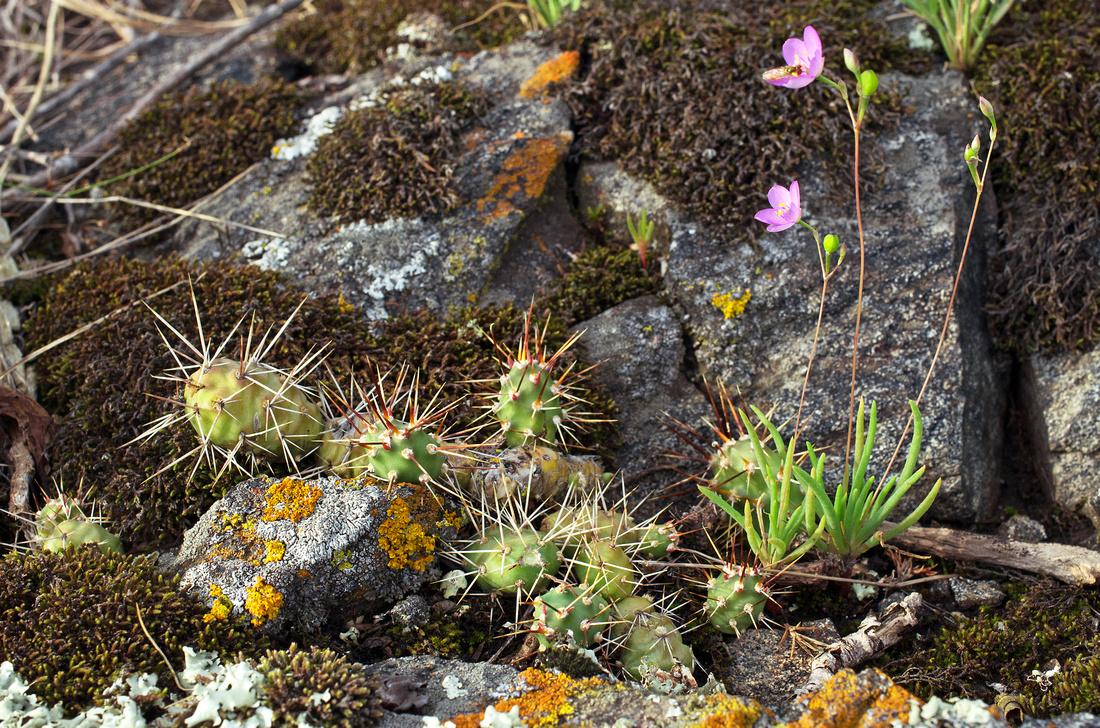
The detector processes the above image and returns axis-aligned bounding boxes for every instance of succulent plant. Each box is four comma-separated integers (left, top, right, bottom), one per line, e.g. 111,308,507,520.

574,538,637,602
618,611,695,682
532,584,611,649
703,564,771,635
464,526,561,595
40,519,123,556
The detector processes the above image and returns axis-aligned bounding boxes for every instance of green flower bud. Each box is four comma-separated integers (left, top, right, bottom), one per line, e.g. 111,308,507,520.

964,134,980,161
843,49,860,76
859,70,878,97
823,234,840,254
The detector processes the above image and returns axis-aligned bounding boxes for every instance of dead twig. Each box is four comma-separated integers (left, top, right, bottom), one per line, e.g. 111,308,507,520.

3,0,308,198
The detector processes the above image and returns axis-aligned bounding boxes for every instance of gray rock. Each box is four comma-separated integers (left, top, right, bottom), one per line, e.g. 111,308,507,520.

361,656,520,726
577,69,1007,524
998,514,1047,543
1022,715,1100,728
1033,348,1100,533
948,577,1006,610
161,41,577,323
163,475,458,635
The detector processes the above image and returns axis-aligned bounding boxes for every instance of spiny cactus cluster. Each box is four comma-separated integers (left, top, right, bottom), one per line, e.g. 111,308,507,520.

2,488,123,555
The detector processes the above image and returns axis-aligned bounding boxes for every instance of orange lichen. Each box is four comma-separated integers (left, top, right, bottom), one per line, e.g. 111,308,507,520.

689,694,769,728
520,51,581,98
712,288,751,320
203,584,232,624
476,135,571,222
264,540,286,563
779,669,915,728
446,668,607,728
244,576,283,626
377,488,453,571
261,477,322,523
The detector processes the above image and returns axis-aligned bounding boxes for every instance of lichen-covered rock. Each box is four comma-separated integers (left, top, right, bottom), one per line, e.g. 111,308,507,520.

163,475,460,635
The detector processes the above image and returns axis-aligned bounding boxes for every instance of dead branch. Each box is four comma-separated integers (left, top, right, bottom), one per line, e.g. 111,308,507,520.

798,592,923,697
888,525,1100,586
4,0,308,197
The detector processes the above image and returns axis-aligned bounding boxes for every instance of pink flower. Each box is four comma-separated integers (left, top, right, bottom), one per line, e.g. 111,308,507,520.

754,181,802,232
763,26,824,89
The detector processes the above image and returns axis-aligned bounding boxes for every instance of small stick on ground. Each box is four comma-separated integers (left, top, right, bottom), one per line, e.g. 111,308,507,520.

797,591,922,697
889,525,1100,587
4,0,308,197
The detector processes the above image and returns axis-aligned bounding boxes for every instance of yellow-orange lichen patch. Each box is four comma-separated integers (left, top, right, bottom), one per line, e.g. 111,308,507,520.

712,288,751,320
779,669,915,728
203,584,232,624
520,51,580,98
377,487,455,571
261,477,323,523
244,576,283,626
476,135,571,222
264,540,286,563
446,668,607,728
689,694,769,728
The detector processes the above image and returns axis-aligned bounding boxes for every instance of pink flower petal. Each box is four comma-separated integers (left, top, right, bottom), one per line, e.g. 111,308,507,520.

782,38,806,68
755,209,784,226
767,185,790,210
803,26,822,57
789,180,801,211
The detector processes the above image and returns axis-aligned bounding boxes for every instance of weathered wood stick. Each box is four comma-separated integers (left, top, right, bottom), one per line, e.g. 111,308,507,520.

889,524,1100,586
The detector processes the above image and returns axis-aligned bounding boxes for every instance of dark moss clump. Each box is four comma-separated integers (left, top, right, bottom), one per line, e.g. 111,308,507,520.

550,0,923,237
257,644,383,727
307,81,491,224
878,579,1100,716
0,546,265,712
97,78,303,232
274,0,526,77
980,1,1100,352
24,257,616,549
539,246,662,326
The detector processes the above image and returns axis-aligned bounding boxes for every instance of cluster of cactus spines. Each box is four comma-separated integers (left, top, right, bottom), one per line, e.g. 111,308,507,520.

703,563,771,636
6,487,124,555
617,610,696,683
482,311,599,449
464,524,562,596
141,294,327,481
532,584,611,649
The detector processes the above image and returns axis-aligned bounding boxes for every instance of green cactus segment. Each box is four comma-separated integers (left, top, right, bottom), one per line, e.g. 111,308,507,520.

184,358,323,459
632,520,679,559
704,566,769,635
709,435,775,501
35,494,87,541
575,539,637,602
533,585,610,649
619,612,695,682
543,506,637,558
41,520,124,555
495,358,565,447
609,594,655,639
361,418,446,485
465,528,561,595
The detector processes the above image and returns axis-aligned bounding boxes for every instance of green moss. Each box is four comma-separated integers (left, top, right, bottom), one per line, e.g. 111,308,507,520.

274,0,526,77
549,0,923,238
23,257,617,549
97,79,303,232
257,644,384,727
876,579,1100,717
979,1,1100,352
0,546,266,713
539,245,662,326
306,80,491,224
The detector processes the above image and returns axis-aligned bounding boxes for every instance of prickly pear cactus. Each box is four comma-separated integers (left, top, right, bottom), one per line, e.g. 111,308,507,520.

618,611,695,682
532,584,610,649
185,358,323,459
708,435,777,502
575,539,637,602
494,357,565,447
703,564,770,635
40,519,123,555
357,418,446,485
465,527,561,595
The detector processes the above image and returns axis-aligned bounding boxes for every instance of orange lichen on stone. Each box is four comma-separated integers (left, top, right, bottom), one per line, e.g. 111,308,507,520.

377,487,453,571
520,51,580,98
476,135,571,222
264,540,285,563
243,576,283,626
689,694,769,728
779,669,916,728
203,584,232,624
261,477,322,523
447,668,607,728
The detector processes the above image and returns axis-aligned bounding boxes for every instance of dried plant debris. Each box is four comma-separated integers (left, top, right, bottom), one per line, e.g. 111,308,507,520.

96,78,304,232
548,0,924,239
877,579,1100,717
0,546,265,713
306,80,491,225
274,0,527,76
22,257,615,550
981,0,1100,353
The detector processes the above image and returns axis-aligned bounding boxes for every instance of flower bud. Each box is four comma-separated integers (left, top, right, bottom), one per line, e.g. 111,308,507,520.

844,49,860,75
823,234,840,254
979,96,995,124
964,134,980,160
859,70,878,97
